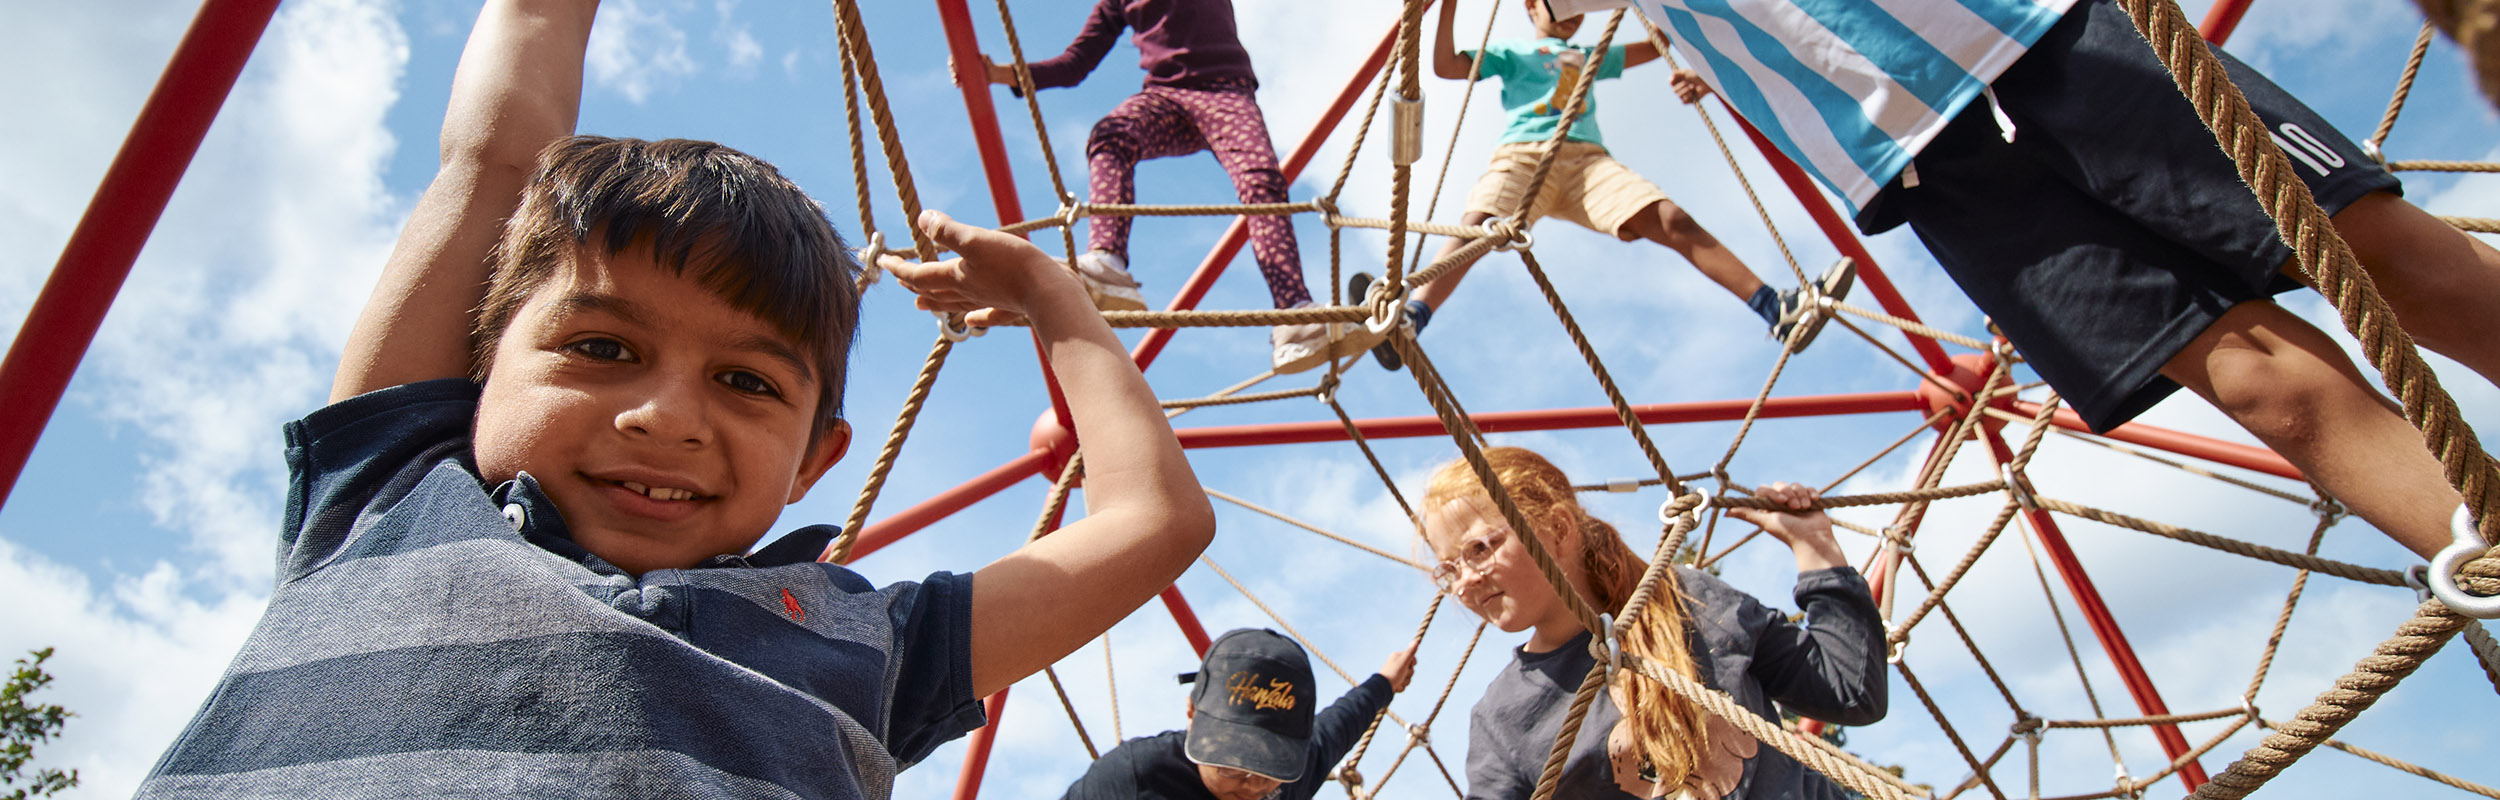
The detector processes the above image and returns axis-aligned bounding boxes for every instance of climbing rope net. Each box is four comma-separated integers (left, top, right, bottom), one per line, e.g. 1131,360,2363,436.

815,0,2500,797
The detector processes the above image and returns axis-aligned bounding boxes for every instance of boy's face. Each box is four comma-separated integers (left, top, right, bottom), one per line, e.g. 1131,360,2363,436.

1527,0,1583,39
472,245,849,575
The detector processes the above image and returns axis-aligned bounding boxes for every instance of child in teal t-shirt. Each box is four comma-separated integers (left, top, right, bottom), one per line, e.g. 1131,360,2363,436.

1474,37,1627,146
1356,0,1852,372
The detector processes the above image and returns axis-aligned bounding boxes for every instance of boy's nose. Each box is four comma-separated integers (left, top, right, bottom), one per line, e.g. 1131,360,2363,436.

616,374,712,446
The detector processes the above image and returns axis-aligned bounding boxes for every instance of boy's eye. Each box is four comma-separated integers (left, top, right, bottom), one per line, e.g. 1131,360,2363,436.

565,338,634,362
719,370,781,398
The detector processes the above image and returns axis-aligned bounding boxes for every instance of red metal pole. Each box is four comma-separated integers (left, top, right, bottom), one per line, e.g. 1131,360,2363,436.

2199,0,2256,44
2006,400,2302,482
1127,13,1415,371
930,0,1026,229
927,0,1078,433
1983,432,2207,790
1174,390,1928,449
950,690,1013,800
1160,584,1215,657
0,0,283,511
1719,110,1957,375
840,449,1051,563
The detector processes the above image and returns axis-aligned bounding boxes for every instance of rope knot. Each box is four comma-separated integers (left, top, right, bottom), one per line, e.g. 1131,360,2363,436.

1336,767,1364,789
2010,715,2043,737
1312,194,1341,223
1057,201,1092,228
853,231,888,291
1484,215,1534,252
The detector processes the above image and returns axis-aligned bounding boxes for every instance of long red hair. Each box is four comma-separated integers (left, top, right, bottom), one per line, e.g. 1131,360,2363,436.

1425,447,1708,789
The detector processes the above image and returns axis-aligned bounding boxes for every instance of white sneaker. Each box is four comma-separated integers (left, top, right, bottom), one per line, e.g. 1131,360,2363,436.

1070,250,1147,312
1272,308,1331,375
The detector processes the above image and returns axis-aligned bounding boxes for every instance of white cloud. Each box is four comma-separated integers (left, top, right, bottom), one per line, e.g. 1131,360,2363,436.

0,539,265,799
587,0,698,104
0,0,411,792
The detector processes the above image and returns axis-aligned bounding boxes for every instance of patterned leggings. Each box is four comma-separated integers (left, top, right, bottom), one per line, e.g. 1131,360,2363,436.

1086,79,1309,309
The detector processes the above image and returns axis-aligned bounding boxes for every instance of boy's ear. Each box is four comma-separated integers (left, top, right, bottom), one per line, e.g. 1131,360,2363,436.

787,419,854,505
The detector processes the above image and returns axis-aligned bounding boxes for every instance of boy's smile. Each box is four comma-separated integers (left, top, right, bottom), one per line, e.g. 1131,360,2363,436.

472,244,848,575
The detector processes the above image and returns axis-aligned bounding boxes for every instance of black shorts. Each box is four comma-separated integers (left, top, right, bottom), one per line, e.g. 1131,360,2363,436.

1864,0,2402,432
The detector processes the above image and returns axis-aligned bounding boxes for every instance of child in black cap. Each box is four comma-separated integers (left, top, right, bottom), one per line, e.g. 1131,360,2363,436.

1060,628,1418,800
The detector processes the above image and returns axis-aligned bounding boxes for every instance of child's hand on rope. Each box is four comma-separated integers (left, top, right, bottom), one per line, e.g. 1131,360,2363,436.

883,210,1080,328
1727,482,1848,573
1670,69,1713,104
1379,645,1419,693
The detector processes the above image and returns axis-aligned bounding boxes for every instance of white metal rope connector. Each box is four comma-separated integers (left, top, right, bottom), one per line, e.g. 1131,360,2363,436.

1595,613,1620,683
853,231,887,290
1660,492,1710,527
937,311,982,343
2425,505,2500,618
2000,463,2037,512
1362,271,1406,336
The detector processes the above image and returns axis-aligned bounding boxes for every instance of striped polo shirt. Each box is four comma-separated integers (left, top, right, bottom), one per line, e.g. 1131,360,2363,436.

1551,0,2077,214
136,380,983,800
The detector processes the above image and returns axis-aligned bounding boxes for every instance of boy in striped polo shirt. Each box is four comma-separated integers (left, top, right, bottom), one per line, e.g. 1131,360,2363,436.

1623,0,2499,558
1359,0,1857,373
136,2,1215,798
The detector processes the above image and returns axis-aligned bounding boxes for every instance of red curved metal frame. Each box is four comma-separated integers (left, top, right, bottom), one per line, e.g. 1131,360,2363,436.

0,0,2283,796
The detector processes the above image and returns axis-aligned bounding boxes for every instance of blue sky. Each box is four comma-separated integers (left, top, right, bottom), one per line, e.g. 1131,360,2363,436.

3,0,2498,797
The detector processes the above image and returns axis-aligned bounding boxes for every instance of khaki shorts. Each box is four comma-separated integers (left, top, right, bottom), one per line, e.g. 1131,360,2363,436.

1462,140,1668,239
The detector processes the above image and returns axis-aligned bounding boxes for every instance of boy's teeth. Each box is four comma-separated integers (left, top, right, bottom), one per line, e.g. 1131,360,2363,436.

617,481,694,501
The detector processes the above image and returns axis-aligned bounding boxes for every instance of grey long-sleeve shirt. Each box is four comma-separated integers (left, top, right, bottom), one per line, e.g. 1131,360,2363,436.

1464,566,1887,800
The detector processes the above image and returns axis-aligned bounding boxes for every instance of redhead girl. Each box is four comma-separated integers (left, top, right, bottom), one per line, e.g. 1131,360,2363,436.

1418,447,1886,799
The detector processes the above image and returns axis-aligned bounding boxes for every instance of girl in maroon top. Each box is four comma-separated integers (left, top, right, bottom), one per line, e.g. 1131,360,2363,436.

983,0,1370,374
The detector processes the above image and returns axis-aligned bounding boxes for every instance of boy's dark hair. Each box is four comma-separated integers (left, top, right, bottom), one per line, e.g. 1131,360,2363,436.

472,136,863,441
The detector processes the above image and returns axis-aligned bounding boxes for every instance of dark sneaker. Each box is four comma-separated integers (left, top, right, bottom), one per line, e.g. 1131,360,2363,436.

1348,272,1419,372
1770,257,1856,351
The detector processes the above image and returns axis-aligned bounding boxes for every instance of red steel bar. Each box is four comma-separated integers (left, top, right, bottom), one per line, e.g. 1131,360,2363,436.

1720,110,1956,375
1160,585,1215,657
2006,399,2301,481
949,690,1013,800
842,449,1050,563
2199,0,2256,44
0,0,283,511
1128,12,1416,371
928,0,1077,433
1175,390,1927,449
1984,432,2207,789
931,0,1026,229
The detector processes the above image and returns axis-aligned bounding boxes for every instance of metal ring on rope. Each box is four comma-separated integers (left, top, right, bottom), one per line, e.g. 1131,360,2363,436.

1486,214,1533,253
937,311,983,343
1057,201,1091,229
1363,274,1407,336
2361,139,2387,167
853,231,887,289
2426,505,2500,618
2000,464,2038,512
1594,613,1620,682
1661,492,1710,527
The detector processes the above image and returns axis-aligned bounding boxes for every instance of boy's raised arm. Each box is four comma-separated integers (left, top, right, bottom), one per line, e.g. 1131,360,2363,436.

331,0,594,402
884,213,1216,699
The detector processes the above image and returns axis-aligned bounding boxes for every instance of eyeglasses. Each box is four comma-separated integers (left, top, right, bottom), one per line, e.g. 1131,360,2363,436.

1429,526,1509,592
1205,765,1282,788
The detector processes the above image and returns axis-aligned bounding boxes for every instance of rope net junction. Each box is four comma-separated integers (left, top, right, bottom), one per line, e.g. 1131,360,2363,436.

815,0,2500,797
